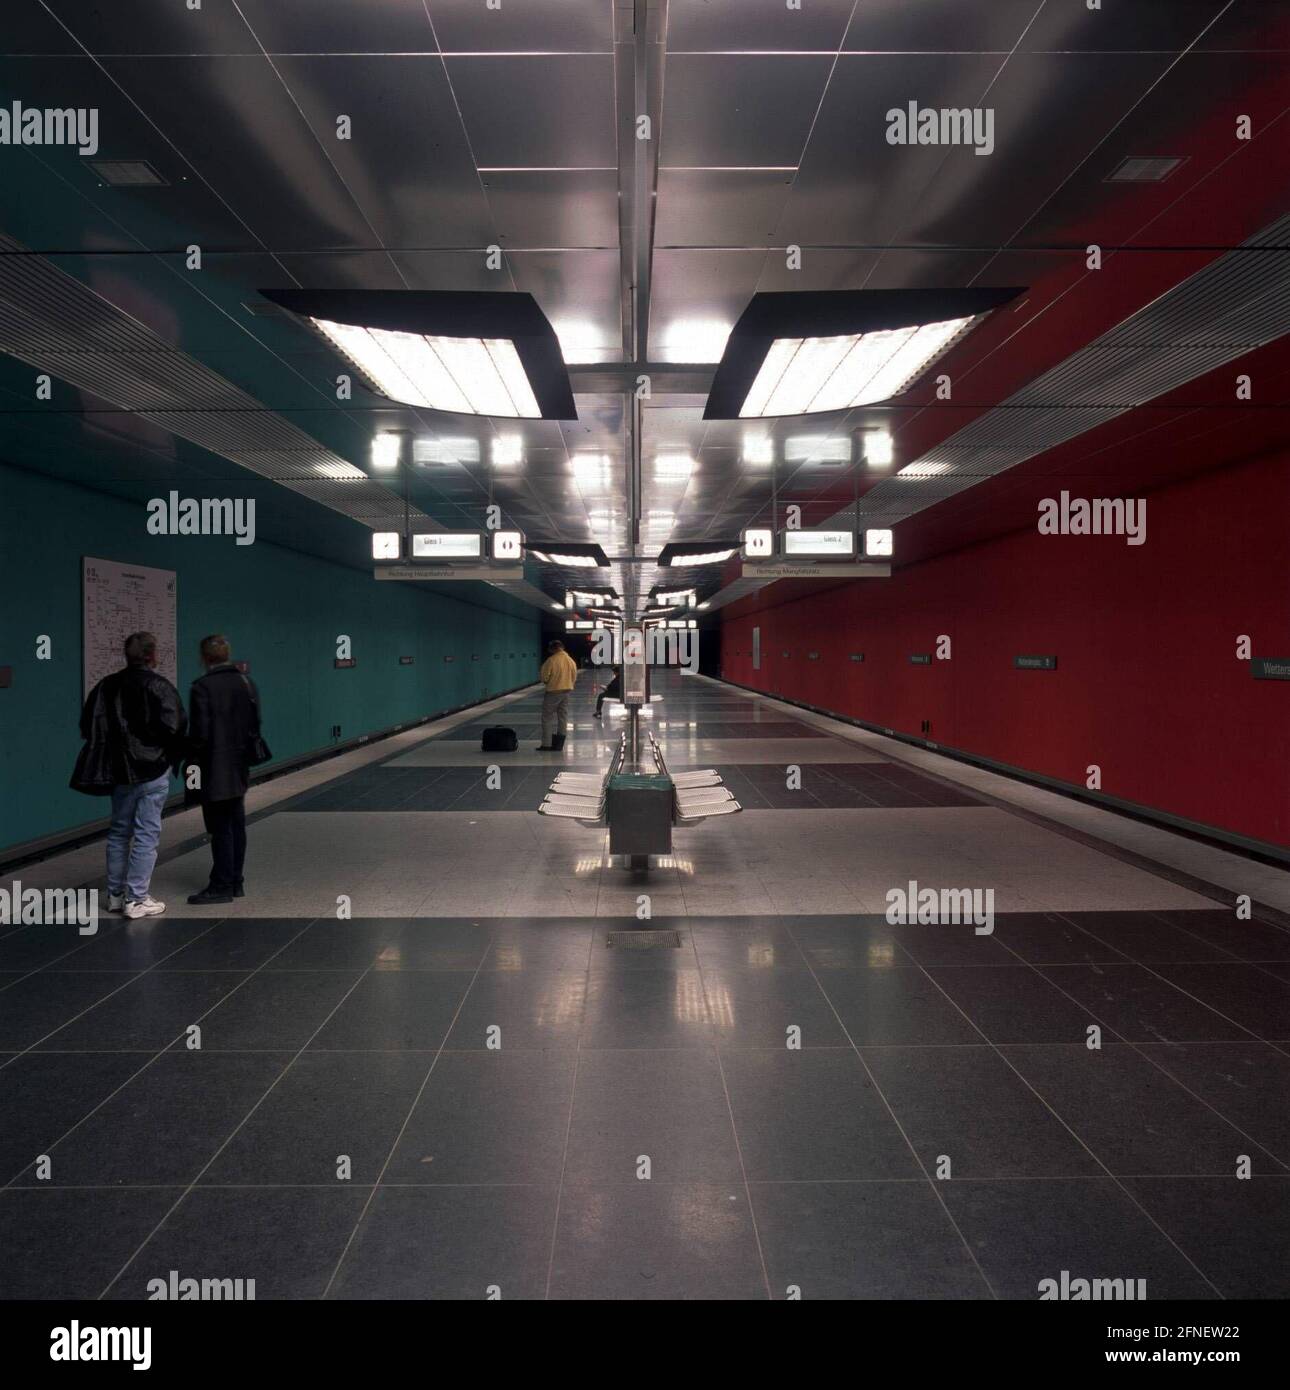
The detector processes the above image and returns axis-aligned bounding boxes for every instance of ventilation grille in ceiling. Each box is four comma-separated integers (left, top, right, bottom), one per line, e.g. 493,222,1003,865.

88,160,167,187
1106,155,1185,183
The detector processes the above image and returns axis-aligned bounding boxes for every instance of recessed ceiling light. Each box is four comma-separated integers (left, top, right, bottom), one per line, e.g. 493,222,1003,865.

784,434,851,464
660,318,734,363
741,435,774,466
705,289,1024,419
491,436,523,467
371,432,403,470
413,436,479,466
260,288,576,420
1106,155,1185,183
864,431,894,466
89,159,167,186
550,320,606,365
653,454,694,481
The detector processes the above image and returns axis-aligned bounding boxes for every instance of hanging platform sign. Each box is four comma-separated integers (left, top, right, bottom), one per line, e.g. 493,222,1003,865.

374,564,522,582
743,561,890,580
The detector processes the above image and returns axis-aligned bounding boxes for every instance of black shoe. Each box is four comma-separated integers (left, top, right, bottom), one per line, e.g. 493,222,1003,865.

551,734,567,752
188,887,235,905
593,709,602,719
536,744,553,751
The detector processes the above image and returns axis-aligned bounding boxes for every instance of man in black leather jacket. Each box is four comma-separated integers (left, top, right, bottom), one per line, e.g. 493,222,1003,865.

79,631,187,919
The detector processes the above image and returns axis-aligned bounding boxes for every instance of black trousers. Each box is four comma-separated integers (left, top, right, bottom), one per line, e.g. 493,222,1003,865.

202,796,247,892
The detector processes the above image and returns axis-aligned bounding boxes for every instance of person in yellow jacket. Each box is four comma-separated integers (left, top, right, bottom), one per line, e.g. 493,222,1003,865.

538,639,578,751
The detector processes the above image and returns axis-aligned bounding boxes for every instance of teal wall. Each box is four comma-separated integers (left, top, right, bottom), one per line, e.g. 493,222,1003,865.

0,463,541,856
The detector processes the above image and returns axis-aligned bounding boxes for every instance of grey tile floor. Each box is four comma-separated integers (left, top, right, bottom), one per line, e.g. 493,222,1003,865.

3,671,1287,1299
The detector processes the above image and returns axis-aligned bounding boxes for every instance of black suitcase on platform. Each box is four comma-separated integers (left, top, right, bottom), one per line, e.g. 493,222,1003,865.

481,726,518,752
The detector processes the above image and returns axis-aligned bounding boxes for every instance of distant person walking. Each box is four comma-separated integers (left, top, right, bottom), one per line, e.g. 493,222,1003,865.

537,639,578,751
73,632,187,919
186,635,263,905
594,670,622,718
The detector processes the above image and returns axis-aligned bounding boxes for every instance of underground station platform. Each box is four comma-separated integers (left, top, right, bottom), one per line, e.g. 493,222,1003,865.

0,0,1288,1366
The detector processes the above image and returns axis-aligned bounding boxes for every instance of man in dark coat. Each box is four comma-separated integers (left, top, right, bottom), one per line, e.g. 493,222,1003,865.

77,632,187,918
186,634,261,905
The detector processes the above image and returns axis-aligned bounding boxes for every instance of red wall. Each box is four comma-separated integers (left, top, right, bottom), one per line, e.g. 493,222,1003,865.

721,451,1290,851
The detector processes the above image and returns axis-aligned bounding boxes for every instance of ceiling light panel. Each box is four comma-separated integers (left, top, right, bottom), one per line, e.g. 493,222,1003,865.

261,289,576,421
312,319,540,417
741,318,976,417
705,289,1024,421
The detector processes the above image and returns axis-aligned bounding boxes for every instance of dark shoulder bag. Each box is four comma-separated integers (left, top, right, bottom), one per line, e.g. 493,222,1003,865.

239,674,273,766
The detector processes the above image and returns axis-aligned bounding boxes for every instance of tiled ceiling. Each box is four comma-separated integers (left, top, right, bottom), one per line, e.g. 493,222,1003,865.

0,0,1287,615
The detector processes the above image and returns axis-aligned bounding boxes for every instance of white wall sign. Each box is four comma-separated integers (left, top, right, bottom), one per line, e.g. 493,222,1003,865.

82,557,177,698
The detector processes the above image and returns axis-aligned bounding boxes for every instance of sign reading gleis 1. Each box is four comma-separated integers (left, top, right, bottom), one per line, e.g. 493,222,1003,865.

412,532,483,560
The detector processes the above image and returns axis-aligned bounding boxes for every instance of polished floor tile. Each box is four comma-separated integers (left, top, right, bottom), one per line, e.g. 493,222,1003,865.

307,973,473,1051
1036,963,1252,1043
0,1188,181,1299
201,1051,432,1185
999,1044,1278,1175
102,1188,371,1301
563,1048,742,1184
548,1184,766,1300
29,1052,289,1187
751,1181,990,1300
720,1049,921,1181
1134,1041,1290,1165
939,1178,1218,1300
1122,1176,1290,1299
384,1051,576,1185
862,1046,1101,1178
328,1186,558,1300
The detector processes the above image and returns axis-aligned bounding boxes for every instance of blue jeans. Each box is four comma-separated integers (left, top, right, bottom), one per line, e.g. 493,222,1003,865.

106,774,170,902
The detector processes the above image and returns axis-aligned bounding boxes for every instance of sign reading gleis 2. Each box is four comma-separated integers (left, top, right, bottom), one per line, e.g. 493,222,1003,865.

782,529,856,558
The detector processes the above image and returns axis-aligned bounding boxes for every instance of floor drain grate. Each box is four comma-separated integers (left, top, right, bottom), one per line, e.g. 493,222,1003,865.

605,930,683,949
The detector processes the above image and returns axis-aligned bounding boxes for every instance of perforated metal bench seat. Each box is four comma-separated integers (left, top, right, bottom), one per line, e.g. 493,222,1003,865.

677,797,741,820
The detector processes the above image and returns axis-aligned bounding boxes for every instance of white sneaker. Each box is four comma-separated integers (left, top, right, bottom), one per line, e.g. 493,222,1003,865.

124,896,166,919
107,893,125,913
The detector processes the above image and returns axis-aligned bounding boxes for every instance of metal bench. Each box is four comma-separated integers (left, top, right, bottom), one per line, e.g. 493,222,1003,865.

537,732,626,824
647,733,741,825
